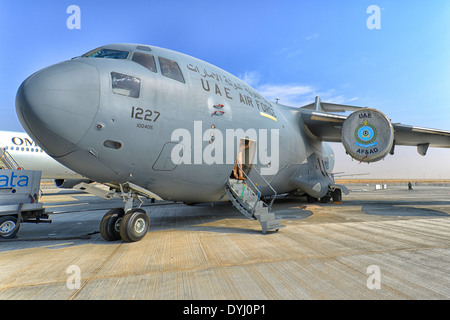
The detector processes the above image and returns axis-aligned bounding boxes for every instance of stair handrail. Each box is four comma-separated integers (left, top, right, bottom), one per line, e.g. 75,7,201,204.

236,164,277,212
234,164,260,213
251,166,277,209
0,148,20,170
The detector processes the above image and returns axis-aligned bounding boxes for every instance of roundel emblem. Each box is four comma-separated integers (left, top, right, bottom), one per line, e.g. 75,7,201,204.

354,120,378,147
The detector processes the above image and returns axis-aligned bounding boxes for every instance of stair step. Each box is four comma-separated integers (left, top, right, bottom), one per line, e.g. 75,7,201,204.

226,179,283,234
242,194,258,203
266,219,283,230
253,207,268,214
254,213,276,221
225,184,254,219
260,219,285,234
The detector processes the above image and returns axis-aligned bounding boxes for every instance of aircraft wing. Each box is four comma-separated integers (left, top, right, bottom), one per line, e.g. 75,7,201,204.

301,111,346,143
300,98,450,156
389,124,450,148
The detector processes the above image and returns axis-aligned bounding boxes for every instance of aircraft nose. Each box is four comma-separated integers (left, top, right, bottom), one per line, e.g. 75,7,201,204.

16,61,100,156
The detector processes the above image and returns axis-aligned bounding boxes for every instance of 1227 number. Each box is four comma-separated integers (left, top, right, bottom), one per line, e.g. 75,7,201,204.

131,106,160,122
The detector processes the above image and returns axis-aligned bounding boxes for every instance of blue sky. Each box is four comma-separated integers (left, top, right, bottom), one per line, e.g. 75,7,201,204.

1,0,450,178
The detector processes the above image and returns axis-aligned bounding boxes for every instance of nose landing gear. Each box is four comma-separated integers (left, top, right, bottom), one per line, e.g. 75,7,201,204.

119,208,150,242
99,208,124,241
97,182,160,242
100,207,150,243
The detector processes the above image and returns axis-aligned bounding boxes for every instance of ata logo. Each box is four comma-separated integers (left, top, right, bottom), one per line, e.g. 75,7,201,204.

355,120,378,148
0,171,29,188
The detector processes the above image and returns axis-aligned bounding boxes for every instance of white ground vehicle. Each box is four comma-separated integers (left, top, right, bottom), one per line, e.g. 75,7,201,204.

0,169,50,239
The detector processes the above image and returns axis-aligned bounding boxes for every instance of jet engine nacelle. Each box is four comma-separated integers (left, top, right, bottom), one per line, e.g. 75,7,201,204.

341,108,394,163
54,178,91,188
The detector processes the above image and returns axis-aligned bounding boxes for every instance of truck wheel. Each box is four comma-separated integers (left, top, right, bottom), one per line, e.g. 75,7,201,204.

119,209,149,242
0,216,20,239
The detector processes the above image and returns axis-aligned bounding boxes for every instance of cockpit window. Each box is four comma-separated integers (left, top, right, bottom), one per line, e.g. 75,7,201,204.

111,72,140,98
83,48,129,59
159,57,185,83
132,52,157,73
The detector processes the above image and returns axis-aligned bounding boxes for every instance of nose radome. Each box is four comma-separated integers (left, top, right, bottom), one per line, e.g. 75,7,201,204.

16,60,100,156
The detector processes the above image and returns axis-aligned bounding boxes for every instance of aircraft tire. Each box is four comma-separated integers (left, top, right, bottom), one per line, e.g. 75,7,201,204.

119,209,150,242
0,215,20,239
100,208,124,241
332,189,342,204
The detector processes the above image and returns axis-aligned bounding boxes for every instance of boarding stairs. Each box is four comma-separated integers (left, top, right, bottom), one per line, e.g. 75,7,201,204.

0,148,20,170
225,166,284,234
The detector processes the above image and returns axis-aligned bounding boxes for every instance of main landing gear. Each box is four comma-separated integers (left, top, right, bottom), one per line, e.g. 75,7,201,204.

306,187,344,204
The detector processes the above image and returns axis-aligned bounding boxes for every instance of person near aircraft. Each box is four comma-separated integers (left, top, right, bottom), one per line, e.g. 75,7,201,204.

232,140,249,180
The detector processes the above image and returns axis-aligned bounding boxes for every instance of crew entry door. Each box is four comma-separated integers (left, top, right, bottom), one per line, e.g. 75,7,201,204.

232,138,256,180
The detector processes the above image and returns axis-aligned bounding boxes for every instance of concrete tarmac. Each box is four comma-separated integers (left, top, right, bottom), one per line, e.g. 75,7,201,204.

0,185,449,300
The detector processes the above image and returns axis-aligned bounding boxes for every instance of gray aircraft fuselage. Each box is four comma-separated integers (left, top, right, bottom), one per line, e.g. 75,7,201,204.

16,44,334,202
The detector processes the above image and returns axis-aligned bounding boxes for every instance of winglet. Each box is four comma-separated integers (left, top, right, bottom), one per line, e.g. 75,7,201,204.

314,96,322,112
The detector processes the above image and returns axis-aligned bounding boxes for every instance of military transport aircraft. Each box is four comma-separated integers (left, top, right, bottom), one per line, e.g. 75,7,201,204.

15,43,450,242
